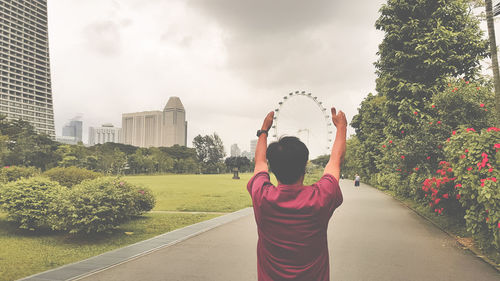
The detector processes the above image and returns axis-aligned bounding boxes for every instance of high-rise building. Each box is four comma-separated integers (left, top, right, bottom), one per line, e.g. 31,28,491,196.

250,139,257,159
0,0,55,137
230,143,241,157
62,119,82,143
88,123,122,146
122,96,187,148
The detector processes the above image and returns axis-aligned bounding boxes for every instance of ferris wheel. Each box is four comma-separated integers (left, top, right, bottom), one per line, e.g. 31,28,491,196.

272,91,334,154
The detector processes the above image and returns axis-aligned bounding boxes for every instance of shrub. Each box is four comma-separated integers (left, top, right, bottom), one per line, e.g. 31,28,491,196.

0,166,39,183
62,177,138,234
43,166,102,188
0,177,66,231
445,127,499,251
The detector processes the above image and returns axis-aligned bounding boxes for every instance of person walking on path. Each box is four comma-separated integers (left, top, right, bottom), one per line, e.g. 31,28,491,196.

354,174,360,187
247,107,347,281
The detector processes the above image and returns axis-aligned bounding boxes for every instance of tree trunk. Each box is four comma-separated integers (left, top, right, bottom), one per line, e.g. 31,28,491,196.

485,0,500,126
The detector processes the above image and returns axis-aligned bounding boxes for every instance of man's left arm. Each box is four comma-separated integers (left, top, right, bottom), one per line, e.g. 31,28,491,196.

254,111,274,174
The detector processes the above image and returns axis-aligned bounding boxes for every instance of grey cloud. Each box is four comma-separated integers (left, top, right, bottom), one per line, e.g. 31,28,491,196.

83,21,122,56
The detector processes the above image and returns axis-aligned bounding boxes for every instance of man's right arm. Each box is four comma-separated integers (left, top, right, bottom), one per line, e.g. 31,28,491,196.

324,107,347,181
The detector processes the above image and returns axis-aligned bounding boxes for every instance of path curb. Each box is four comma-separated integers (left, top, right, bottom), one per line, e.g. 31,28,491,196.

370,185,500,273
17,207,254,281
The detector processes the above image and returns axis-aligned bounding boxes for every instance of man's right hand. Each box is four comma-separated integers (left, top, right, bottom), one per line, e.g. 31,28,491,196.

331,107,347,129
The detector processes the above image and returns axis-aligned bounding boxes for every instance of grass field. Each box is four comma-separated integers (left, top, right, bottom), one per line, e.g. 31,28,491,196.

123,173,255,212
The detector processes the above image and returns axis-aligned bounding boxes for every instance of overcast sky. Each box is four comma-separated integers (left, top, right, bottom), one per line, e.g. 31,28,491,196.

46,0,496,157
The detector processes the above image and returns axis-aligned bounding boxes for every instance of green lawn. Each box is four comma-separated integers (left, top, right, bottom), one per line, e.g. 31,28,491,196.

123,173,255,212
0,212,219,281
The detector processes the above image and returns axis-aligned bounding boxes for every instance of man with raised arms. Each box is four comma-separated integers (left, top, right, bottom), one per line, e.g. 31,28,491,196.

247,107,347,281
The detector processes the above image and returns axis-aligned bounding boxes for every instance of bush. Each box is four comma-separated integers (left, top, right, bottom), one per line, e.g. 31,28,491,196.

43,166,102,187
0,166,39,183
445,127,499,252
61,177,152,234
0,177,66,231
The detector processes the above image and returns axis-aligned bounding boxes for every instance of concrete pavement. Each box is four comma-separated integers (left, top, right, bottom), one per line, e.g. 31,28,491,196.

77,180,498,281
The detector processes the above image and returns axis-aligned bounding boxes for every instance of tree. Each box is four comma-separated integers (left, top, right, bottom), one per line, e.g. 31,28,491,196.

225,156,251,172
375,0,489,135
193,133,226,173
485,0,500,125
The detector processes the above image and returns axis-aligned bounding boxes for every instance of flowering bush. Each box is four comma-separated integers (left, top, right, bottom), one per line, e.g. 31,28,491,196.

445,127,499,251
54,177,156,234
420,161,462,216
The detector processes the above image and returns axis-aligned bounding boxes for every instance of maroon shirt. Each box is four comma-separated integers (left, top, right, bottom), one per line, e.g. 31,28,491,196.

247,172,343,281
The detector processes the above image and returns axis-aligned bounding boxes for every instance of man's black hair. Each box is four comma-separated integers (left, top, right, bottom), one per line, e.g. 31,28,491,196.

266,136,309,185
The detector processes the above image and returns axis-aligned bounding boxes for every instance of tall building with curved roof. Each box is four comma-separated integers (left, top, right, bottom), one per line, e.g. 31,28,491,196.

122,96,187,147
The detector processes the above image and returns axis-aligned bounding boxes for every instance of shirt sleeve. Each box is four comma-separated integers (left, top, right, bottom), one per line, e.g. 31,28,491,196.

247,172,274,207
315,173,343,221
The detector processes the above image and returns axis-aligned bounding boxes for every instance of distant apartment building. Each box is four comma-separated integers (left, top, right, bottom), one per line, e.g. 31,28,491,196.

62,119,82,143
88,123,122,146
0,0,56,137
230,143,241,157
122,96,187,148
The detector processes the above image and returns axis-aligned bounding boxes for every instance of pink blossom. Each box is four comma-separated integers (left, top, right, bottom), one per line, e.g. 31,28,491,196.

456,194,461,199
480,103,485,107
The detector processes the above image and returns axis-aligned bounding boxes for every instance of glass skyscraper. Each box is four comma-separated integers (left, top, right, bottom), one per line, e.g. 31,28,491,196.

0,0,55,137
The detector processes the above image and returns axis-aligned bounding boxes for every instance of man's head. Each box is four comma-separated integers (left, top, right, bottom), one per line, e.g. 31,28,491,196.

266,136,309,185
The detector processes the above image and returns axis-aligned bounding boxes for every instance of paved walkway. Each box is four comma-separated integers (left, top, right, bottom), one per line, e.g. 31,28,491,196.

23,180,500,281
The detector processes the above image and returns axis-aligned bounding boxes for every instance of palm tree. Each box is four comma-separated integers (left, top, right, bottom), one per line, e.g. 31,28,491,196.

485,0,500,125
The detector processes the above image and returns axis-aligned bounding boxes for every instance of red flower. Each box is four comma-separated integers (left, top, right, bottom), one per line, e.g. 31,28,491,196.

465,81,469,84
487,127,500,132
456,194,461,199
488,168,493,173
480,103,485,107
494,144,500,149
434,198,441,204
389,140,393,144
452,131,456,135
382,145,386,148
486,217,490,223
437,145,442,149
401,155,405,159
498,222,500,229
429,122,433,125
431,105,436,108
446,138,450,142
465,149,469,153
414,111,418,115
401,130,404,134
477,87,480,90
466,128,476,132
415,167,419,171
461,155,466,159
437,121,441,124
427,156,431,160
443,194,449,199
467,167,473,171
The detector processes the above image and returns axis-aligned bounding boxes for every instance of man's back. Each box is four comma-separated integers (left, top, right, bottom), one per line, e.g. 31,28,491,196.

247,172,343,281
